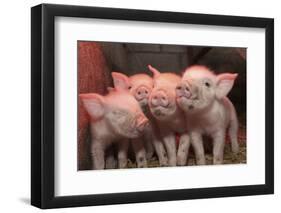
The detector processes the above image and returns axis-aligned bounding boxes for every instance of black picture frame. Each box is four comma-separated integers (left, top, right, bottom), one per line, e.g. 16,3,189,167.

31,3,274,209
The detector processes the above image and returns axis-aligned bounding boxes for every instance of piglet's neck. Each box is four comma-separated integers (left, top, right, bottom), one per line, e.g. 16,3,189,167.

157,106,183,125
167,105,183,121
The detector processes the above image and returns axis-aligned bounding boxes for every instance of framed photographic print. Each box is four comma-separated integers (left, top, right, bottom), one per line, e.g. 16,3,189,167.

31,3,274,209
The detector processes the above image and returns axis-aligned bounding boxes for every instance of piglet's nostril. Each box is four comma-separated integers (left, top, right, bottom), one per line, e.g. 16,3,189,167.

176,86,182,90
151,91,169,108
176,83,192,99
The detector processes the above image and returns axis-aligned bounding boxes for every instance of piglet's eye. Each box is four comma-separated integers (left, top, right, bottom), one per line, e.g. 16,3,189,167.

128,86,132,90
205,82,210,87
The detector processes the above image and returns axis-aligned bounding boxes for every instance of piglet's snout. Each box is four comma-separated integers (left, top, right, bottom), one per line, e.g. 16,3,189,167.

135,86,149,101
136,117,149,132
151,91,169,107
176,82,191,99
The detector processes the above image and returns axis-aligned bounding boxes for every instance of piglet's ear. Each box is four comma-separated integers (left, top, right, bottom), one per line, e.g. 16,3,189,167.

111,72,130,90
216,73,238,99
79,93,105,120
148,65,160,78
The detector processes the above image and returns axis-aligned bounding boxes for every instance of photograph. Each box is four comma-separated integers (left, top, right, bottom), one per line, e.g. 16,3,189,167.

78,41,247,170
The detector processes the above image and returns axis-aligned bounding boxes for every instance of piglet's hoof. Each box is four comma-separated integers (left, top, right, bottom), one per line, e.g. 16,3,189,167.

159,159,169,167
177,157,187,166
118,159,128,169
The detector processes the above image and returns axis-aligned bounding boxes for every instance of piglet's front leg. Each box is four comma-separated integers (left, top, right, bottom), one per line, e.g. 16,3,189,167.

105,147,117,169
117,140,129,169
131,138,147,168
190,132,206,165
150,130,168,166
143,130,155,160
91,140,105,170
212,130,225,164
162,133,177,167
177,133,190,166
152,138,168,167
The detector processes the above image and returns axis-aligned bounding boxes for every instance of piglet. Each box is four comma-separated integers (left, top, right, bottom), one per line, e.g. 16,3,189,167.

80,88,148,170
176,65,239,165
111,72,166,167
148,65,189,166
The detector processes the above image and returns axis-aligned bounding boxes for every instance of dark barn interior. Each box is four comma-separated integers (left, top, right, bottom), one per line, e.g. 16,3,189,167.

78,41,246,170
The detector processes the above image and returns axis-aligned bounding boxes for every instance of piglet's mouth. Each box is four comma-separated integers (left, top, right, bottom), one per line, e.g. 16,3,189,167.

177,94,190,99
137,97,148,103
176,96,189,103
152,105,170,116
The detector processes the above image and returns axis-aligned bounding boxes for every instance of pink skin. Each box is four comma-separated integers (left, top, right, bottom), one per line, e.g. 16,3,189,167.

148,65,189,166
80,88,148,170
176,65,239,165
111,72,161,167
